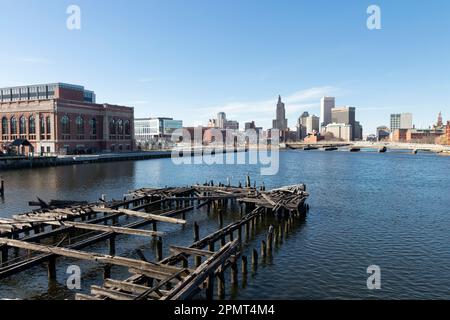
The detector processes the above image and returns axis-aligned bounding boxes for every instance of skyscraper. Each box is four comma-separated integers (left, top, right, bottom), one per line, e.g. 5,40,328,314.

272,95,288,130
332,106,356,126
306,115,320,134
320,97,335,129
331,106,357,140
297,111,309,139
217,112,227,129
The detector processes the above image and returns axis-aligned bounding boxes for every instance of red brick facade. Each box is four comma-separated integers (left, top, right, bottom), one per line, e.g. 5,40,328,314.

0,86,134,155
446,121,450,145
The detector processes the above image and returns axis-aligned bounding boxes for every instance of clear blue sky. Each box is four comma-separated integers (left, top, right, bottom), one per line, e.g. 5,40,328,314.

1,0,449,134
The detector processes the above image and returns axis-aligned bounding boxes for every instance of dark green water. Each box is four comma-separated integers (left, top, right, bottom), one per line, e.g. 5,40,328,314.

0,150,449,299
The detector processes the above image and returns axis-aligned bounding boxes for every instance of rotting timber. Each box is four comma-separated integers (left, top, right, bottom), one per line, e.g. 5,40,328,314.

0,179,309,300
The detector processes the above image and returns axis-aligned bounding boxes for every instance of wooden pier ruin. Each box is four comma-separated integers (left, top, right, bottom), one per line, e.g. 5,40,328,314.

0,179,309,300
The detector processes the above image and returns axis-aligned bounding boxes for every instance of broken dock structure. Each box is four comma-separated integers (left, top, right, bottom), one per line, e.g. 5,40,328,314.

0,180,309,300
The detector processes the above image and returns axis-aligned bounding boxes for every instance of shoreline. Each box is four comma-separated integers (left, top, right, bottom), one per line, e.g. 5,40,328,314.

0,147,248,171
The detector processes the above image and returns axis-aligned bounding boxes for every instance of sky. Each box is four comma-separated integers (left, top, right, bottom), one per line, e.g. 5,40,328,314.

0,0,449,134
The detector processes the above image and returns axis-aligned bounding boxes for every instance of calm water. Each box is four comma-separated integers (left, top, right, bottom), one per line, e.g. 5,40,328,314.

0,150,449,300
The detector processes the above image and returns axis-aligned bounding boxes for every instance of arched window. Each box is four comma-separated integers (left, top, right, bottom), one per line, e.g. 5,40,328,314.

40,116,45,134
10,117,17,135
29,115,36,134
46,116,51,134
1,117,8,135
124,120,131,135
109,119,116,135
76,115,84,134
117,119,124,135
89,118,97,135
61,115,70,135
19,116,26,135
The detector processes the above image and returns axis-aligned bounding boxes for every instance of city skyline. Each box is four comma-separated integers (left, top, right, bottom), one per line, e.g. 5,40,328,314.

1,1,449,134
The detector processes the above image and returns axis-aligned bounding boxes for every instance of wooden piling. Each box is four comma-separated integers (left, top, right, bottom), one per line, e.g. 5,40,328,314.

103,264,111,280
267,225,274,255
109,235,116,256
252,249,258,268
194,222,200,242
278,224,283,243
261,240,266,258
205,241,216,300
0,179,4,197
1,246,8,264
231,256,238,285
241,255,248,274
156,238,163,262
217,267,225,299
47,256,56,280
245,222,250,239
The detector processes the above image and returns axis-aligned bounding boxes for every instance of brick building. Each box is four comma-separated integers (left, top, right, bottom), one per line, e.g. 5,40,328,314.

391,128,444,144
0,83,134,155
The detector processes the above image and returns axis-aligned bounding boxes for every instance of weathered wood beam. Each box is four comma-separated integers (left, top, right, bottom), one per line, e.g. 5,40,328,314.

90,285,138,300
75,293,103,300
169,246,214,258
0,238,182,278
0,206,195,280
16,219,164,238
103,278,169,298
162,240,239,300
93,207,186,225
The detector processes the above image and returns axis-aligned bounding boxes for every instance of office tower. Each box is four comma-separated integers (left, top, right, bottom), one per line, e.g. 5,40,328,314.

320,97,335,128
217,112,227,129
306,115,320,134
297,111,309,139
391,113,413,131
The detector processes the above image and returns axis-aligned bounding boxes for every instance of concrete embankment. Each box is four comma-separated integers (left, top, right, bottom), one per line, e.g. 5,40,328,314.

0,148,247,171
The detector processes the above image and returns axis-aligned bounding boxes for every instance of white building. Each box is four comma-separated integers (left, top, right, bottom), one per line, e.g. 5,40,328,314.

320,97,335,129
390,113,413,131
134,117,183,148
325,123,353,141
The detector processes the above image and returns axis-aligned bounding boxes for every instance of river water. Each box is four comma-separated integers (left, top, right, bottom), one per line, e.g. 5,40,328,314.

0,149,449,299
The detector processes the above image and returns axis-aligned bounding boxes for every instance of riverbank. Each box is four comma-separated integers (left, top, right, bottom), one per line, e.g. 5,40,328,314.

0,147,247,171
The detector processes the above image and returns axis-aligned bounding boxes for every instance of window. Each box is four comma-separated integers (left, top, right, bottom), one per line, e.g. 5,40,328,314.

10,117,17,135
29,115,36,135
19,116,27,135
109,119,116,135
61,115,70,136
28,115,36,140
40,116,46,139
76,116,84,134
11,88,20,101
38,86,47,99
29,86,38,100
124,120,131,135
1,117,8,135
89,118,97,139
117,119,124,135
46,117,51,135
